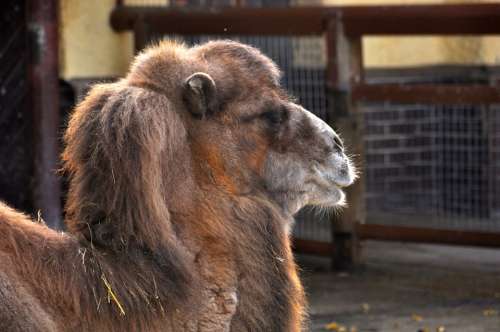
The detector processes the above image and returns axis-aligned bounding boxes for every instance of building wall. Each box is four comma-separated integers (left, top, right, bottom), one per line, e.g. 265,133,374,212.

59,0,134,79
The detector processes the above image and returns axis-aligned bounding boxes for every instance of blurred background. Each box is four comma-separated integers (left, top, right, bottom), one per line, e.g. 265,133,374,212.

1,0,500,330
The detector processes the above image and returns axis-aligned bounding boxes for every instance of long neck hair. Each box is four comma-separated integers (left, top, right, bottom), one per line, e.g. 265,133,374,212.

54,80,196,328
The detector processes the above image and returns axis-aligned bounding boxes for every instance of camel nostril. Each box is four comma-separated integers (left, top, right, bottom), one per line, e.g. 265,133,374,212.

333,135,344,152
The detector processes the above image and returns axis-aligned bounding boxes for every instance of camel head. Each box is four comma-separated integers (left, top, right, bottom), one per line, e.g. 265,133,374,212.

167,40,356,216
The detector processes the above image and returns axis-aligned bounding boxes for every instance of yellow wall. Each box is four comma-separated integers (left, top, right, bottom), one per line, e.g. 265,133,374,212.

59,0,134,79
362,36,499,68
60,0,500,79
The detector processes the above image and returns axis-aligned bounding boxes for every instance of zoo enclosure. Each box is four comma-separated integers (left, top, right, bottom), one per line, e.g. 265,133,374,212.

110,2,500,267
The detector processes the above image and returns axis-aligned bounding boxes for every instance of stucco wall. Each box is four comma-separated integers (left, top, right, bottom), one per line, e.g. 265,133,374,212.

59,0,134,79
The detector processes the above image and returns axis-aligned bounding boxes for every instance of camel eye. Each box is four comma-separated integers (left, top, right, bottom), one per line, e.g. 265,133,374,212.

261,108,287,126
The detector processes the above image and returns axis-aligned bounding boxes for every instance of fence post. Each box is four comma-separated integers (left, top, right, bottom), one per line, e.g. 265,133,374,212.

133,16,151,53
27,0,63,229
325,14,365,270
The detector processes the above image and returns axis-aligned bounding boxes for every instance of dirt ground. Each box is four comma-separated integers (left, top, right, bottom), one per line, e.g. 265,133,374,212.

298,241,500,332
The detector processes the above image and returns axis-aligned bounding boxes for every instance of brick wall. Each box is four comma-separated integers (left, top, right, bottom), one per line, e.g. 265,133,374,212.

363,67,500,231
364,104,492,217
364,105,440,217
362,67,500,230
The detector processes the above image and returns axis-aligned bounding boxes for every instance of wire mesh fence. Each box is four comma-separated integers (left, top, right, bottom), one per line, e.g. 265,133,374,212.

364,102,500,233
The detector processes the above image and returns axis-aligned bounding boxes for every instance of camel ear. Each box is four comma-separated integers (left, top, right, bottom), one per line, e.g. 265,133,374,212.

183,72,217,117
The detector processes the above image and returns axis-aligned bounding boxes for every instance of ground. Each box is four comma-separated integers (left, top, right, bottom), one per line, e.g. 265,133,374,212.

298,241,500,332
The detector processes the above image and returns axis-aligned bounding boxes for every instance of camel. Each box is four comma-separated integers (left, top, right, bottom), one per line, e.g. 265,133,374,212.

0,40,356,331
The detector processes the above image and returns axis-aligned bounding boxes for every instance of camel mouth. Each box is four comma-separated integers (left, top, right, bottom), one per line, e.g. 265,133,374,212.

301,167,355,208
301,177,348,208
326,174,355,189
311,167,355,191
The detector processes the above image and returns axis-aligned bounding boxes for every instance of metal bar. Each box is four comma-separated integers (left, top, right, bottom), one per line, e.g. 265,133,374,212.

353,84,500,104
357,224,500,248
110,6,330,35
27,0,63,229
293,239,334,257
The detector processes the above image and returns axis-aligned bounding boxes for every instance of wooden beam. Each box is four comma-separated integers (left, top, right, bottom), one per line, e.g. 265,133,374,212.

110,6,330,35
357,224,500,248
110,4,500,36
133,17,151,52
341,4,500,36
353,84,500,104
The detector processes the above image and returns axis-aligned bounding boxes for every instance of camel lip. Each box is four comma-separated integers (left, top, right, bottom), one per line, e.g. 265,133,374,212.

331,180,351,189
316,173,354,190
311,163,356,190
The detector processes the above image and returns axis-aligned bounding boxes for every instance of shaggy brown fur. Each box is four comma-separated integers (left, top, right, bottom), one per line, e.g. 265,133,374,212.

0,40,355,331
